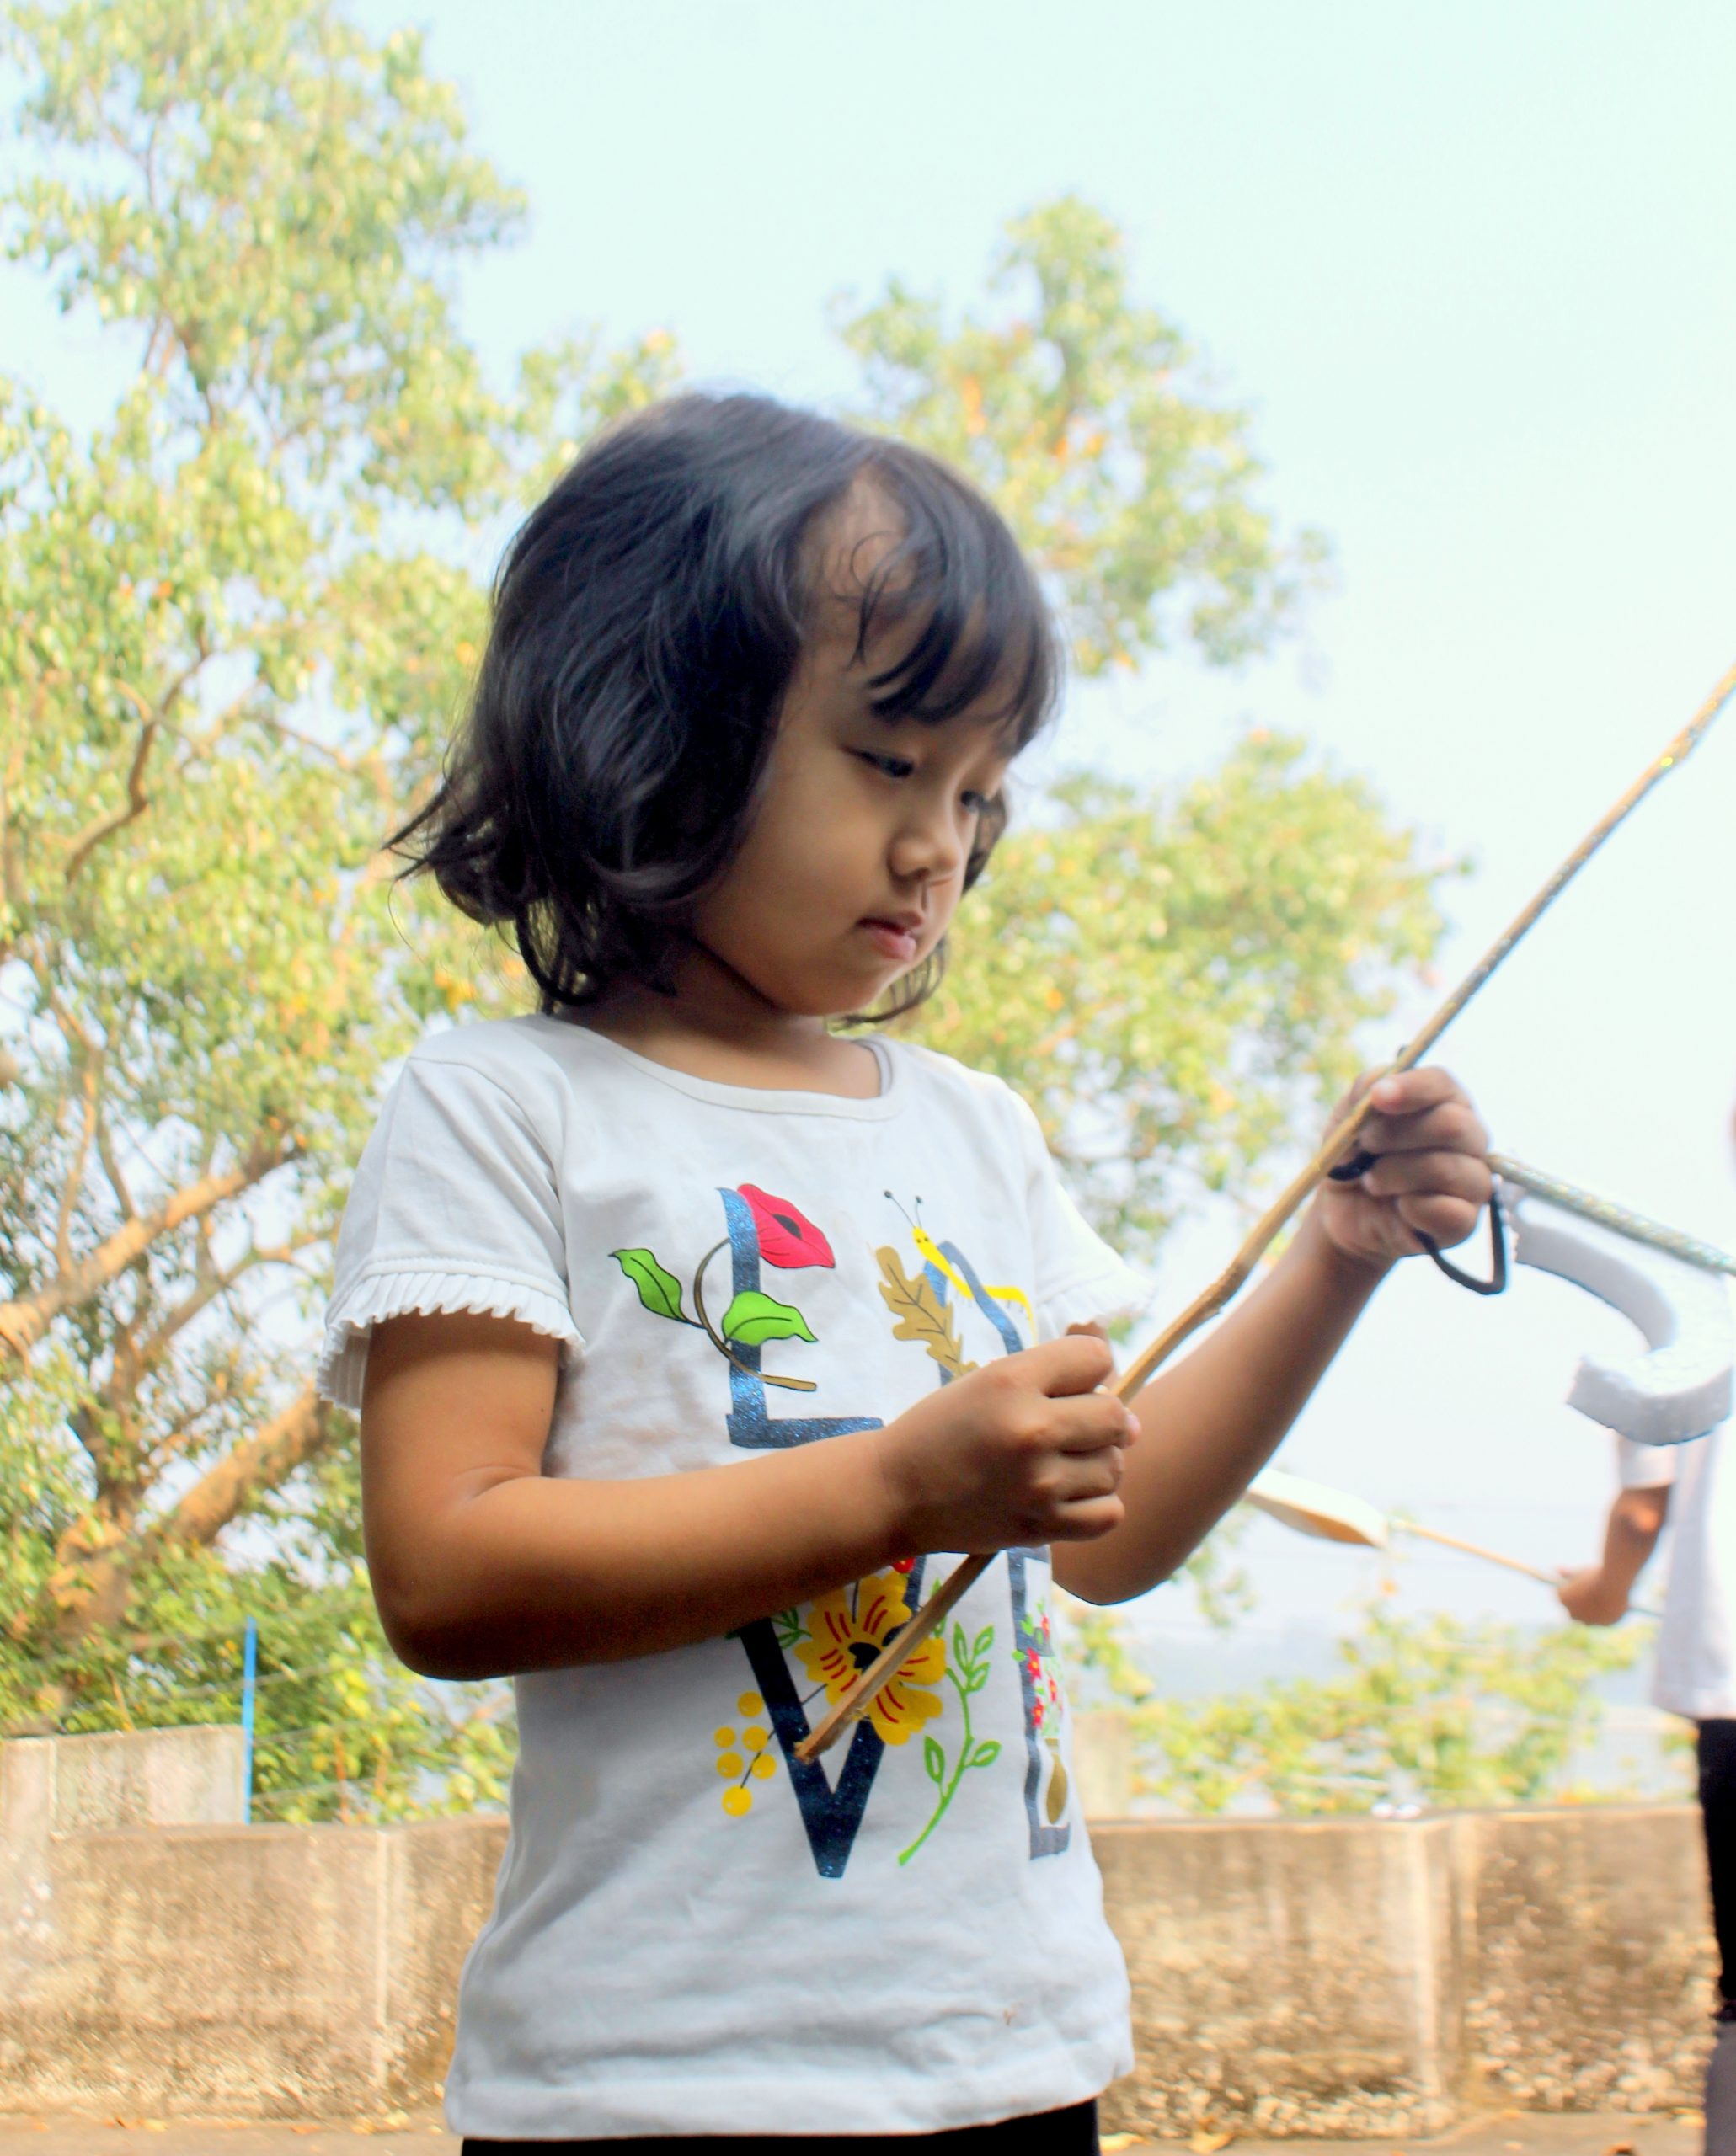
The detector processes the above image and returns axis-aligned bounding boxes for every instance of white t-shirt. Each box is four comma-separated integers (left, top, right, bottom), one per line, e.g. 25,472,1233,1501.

1618,1417,1736,1721
318,1015,1153,2139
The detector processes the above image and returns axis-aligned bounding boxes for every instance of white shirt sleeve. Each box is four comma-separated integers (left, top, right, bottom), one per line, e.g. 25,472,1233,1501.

1616,1431,1680,1492
1008,1088,1158,1341
317,1048,583,1412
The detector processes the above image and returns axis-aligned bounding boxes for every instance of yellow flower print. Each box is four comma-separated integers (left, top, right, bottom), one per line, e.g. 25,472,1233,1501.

796,1571,946,1746
715,1689,779,1817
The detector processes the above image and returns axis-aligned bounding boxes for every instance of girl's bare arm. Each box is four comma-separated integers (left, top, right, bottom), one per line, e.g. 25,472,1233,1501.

1055,1067,1492,1606
361,1310,1132,1678
1052,1206,1384,1603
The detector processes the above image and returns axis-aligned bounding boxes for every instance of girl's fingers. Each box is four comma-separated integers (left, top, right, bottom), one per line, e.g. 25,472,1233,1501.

1359,1149,1494,1204
1050,1494,1127,1541
1325,1065,1494,1260
1022,1331,1116,1397
1050,1391,1140,1453
1365,1066,1464,1117
1051,1446,1127,1502
1354,1097,1488,1161
1395,1192,1485,1246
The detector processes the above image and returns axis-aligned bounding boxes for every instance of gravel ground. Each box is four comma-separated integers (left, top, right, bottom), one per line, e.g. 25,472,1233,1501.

0,2109,1706,2154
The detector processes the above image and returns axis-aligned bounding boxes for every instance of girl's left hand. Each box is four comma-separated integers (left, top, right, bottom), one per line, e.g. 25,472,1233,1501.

1314,1067,1493,1271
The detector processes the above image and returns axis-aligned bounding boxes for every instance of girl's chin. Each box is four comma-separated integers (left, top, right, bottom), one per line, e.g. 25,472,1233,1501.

739,938,924,1017
802,969,915,1021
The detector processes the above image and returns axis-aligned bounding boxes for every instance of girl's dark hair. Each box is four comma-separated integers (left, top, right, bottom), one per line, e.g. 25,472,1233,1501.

392,390,1060,1021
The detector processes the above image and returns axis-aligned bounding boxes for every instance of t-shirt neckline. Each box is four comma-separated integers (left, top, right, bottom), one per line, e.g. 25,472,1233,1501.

530,1015,905,1120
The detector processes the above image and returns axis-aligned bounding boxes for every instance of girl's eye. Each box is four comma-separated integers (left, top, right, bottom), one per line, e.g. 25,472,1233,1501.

855,750,991,813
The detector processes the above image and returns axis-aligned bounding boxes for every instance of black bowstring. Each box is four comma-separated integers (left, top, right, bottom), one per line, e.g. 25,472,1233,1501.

1326,1150,1508,1298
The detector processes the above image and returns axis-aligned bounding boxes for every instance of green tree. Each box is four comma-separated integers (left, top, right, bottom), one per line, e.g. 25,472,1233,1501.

0,0,670,1810
837,195,1330,673
1100,1589,1648,1817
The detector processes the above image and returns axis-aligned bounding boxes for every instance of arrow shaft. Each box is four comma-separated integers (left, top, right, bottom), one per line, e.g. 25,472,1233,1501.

1394,1518,1562,1584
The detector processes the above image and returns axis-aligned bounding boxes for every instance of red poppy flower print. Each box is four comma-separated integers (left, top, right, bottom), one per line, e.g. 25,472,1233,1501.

737,1184,835,1269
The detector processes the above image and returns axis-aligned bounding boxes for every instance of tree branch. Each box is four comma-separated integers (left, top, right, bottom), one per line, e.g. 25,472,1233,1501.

40,1382,337,1662
131,1230,286,1373
94,1106,136,1222
258,712,361,773
0,1125,297,1363
155,1381,335,1550
54,1049,102,1274
63,711,159,885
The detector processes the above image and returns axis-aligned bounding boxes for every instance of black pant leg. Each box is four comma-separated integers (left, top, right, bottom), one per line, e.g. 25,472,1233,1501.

1696,1723,1736,2156
462,2101,1099,2153
1698,1719,1736,2009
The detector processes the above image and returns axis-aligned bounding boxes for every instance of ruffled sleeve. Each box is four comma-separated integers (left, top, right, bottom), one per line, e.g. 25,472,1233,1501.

1008,1088,1158,1342
317,1047,582,1412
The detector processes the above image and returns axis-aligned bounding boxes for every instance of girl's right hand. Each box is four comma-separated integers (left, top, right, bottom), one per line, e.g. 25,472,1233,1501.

873,1332,1139,1553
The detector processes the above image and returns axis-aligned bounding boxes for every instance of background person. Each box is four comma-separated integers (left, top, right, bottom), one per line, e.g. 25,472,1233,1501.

1561,1111,1736,2151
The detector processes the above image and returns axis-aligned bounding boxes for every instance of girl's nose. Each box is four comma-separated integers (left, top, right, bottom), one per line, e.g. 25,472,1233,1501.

889,826,963,885
889,803,965,885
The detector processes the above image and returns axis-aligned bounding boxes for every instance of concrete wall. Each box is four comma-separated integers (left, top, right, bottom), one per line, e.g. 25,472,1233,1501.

1092,1807,1714,2139
0,1730,1717,2133
0,1732,502,2120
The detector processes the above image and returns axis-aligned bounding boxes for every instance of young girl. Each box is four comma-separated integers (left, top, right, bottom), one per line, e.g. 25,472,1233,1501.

318,392,1492,2152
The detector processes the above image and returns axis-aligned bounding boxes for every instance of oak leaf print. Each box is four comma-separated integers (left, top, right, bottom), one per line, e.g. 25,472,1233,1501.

875,1246,977,1382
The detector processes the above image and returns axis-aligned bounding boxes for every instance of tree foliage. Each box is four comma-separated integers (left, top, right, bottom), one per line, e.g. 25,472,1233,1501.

837,195,1330,674
1076,1590,1648,1817
0,0,669,1801
1,0,1448,1816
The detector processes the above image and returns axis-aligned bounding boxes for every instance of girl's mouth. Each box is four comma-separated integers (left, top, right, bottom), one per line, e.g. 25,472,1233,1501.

859,919,920,963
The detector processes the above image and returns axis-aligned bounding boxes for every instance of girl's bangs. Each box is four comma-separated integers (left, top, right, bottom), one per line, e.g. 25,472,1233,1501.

851,448,1059,754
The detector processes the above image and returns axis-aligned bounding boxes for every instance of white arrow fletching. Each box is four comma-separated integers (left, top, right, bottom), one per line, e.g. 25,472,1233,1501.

1245,1466,1391,1549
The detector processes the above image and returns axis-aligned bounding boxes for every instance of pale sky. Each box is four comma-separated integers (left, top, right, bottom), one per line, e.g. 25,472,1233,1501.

7,0,1736,1672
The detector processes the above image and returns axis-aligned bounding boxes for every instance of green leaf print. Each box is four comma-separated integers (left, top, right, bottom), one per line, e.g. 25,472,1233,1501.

719,1289,818,1348
610,1247,689,1322
900,1620,1000,1865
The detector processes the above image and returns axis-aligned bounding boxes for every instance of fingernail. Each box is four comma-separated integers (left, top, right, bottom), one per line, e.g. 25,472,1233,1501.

1370,1080,1402,1107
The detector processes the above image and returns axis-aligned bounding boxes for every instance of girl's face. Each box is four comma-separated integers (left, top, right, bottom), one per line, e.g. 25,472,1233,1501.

690,496,1019,1022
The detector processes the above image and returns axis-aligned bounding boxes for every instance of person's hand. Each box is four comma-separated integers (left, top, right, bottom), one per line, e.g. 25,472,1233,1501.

874,1331,1138,1554
1314,1067,1493,1271
1557,1564,1628,1627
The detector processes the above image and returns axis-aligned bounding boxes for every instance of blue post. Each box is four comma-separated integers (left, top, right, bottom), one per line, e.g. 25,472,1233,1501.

240,1616,258,1824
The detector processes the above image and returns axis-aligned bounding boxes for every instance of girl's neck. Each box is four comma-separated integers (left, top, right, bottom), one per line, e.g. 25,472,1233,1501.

573,948,884,1100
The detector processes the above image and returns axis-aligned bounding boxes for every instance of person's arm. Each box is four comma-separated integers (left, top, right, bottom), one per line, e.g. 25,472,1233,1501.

1055,1066,1491,1605
361,1310,1135,1679
1557,1486,1670,1625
